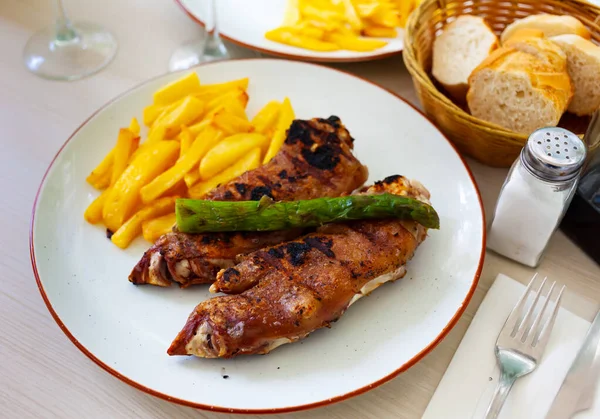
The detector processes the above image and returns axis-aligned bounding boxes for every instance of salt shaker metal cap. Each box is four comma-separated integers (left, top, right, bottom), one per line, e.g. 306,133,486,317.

522,127,587,181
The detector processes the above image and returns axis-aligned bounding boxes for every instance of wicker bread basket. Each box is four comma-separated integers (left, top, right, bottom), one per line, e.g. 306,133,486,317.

403,0,600,167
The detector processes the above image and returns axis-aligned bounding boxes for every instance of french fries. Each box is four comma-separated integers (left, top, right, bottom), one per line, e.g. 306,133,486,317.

84,72,297,248
86,149,114,189
153,72,201,106
200,133,268,180
110,129,139,186
266,0,417,52
212,110,253,135
129,117,141,135
156,96,205,138
84,188,110,224
264,98,295,164
111,196,178,249
140,127,223,204
189,148,262,199
142,213,178,243
251,100,281,134
103,141,179,232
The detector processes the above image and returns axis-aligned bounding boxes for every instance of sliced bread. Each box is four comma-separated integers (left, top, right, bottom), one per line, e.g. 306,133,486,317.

431,15,499,102
551,34,600,115
504,37,568,69
467,45,572,134
501,14,591,44
503,28,544,44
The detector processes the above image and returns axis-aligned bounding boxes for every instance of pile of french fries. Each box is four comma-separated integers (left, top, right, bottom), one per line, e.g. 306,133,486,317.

265,0,419,52
84,72,295,249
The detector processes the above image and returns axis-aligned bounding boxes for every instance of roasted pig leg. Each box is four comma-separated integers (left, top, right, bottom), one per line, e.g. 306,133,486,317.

168,175,432,358
129,116,368,287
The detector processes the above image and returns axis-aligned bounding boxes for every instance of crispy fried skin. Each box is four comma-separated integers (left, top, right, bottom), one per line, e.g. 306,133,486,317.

129,116,368,287
168,176,431,358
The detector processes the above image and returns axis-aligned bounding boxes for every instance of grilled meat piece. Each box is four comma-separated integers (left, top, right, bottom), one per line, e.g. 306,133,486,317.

168,176,432,358
129,116,368,287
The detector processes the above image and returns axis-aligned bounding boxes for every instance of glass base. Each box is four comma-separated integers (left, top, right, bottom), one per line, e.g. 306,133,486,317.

23,21,117,81
169,36,231,72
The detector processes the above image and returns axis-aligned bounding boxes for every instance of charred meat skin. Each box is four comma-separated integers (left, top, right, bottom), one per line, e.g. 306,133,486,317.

129,116,368,287
168,176,431,358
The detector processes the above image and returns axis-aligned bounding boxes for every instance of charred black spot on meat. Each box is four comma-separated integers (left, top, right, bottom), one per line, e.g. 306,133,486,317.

303,236,335,258
285,120,314,146
250,186,274,201
317,115,341,128
284,242,312,266
327,115,340,126
278,169,288,179
301,144,340,170
200,235,218,245
267,247,285,259
221,268,240,283
234,183,247,195
223,190,234,200
376,175,402,186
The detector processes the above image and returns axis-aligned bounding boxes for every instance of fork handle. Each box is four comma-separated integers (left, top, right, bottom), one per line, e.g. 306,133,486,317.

483,371,517,419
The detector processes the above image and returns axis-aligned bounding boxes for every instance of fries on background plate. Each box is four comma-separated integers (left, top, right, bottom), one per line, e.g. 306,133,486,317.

266,0,420,52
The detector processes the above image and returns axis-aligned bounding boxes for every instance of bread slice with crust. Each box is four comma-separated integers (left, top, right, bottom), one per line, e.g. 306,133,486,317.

504,37,570,68
551,34,600,115
432,15,499,102
467,44,573,134
501,14,591,44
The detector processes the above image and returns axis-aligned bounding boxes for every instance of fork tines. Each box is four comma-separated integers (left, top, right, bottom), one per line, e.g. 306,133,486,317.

501,273,565,352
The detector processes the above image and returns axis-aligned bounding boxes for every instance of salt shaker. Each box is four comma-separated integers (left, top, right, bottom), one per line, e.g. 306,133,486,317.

487,127,587,267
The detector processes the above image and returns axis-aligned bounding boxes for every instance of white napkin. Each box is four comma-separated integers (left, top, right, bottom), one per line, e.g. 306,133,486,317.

423,274,600,419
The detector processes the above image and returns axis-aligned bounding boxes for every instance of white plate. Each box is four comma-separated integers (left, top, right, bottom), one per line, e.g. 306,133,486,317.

31,59,484,413
176,0,404,62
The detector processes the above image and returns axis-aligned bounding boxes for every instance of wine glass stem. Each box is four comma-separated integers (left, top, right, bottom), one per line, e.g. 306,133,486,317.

55,0,77,42
206,0,218,37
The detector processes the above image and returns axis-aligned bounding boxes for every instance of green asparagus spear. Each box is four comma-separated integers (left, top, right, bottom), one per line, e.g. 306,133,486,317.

175,193,439,233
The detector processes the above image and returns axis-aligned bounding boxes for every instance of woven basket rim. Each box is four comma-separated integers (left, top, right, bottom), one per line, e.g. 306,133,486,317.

403,0,600,141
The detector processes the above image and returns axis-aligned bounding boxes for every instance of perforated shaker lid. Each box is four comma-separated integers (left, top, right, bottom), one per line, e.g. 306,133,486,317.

522,127,587,181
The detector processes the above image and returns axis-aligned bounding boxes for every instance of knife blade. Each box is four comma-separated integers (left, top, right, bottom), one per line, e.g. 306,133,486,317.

575,344,600,413
546,308,600,419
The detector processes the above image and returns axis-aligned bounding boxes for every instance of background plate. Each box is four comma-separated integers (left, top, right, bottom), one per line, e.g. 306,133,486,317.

31,59,484,413
176,0,404,62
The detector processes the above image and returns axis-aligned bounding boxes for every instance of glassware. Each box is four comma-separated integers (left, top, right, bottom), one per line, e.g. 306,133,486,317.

560,109,600,264
23,0,117,81
169,0,230,72
487,127,587,268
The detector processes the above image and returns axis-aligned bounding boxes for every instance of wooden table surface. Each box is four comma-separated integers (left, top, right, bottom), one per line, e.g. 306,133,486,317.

1,1,599,418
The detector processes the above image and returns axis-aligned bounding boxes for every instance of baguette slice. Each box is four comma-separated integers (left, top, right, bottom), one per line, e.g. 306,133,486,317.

551,34,600,115
432,15,499,102
467,45,572,134
503,28,544,44
504,37,568,69
501,14,591,44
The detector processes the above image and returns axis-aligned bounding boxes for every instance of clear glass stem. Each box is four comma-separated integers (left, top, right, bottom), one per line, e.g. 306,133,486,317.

206,0,220,41
55,0,77,42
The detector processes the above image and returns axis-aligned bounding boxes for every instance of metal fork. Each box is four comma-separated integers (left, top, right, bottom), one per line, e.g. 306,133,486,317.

484,274,565,419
